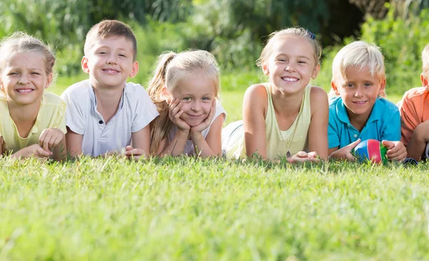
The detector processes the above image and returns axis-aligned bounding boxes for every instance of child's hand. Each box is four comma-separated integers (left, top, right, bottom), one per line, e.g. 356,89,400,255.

124,145,146,160
288,151,320,163
382,140,407,162
39,128,65,151
12,144,52,159
329,139,361,160
190,100,216,134
168,98,190,132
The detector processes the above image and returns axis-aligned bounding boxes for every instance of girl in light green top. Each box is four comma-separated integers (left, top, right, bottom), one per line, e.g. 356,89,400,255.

0,32,66,160
222,27,328,162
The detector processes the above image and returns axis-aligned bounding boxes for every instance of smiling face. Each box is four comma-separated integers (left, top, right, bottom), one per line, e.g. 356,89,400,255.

262,35,319,95
0,51,52,106
332,65,385,120
82,36,138,89
168,69,216,127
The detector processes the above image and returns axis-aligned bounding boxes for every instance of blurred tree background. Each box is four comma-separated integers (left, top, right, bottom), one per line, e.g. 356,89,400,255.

1,0,429,94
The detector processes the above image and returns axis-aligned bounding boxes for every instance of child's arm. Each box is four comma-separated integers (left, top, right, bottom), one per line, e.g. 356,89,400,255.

157,98,190,156
308,87,329,159
65,128,83,157
189,100,224,157
243,85,267,158
124,125,151,160
405,120,429,160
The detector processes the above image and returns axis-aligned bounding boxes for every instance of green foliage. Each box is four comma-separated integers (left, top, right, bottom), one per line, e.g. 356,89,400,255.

1,157,429,260
344,5,429,95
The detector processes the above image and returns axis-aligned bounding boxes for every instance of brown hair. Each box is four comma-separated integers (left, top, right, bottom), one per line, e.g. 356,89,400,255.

147,50,220,154
0,31,55,76
84,20,137,60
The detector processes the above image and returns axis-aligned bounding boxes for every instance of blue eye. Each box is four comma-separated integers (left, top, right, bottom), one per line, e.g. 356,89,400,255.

182,97,191,101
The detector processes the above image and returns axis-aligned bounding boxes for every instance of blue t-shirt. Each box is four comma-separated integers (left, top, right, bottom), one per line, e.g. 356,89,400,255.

328,96,401,149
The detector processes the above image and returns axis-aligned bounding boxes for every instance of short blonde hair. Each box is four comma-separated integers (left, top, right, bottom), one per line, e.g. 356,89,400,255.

422,43,429,78
332,41,385,83
256,27,322,67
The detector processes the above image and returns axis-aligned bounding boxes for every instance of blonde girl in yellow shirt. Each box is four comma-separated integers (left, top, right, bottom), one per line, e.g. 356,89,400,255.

0,32,66,160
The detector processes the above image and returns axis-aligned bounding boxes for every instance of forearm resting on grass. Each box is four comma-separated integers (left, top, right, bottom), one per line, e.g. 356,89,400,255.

407,121,429,160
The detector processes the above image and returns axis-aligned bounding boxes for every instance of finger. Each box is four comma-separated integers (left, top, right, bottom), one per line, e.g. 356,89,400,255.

307,151,318,158
41,134,52,151
381,140,394,150
36,147,51,157
125,146,133,151
346,139,361,150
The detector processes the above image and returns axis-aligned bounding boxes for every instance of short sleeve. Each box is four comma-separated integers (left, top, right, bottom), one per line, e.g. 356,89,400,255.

130,85,159,133
328,112,340,149
381,106,401,142
60,84,89,135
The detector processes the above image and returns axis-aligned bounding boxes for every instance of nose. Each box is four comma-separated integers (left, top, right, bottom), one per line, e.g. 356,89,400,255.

191,100,201,111
106,54,117,65
354,86,363,97
285,64,295,72
18,73,30,84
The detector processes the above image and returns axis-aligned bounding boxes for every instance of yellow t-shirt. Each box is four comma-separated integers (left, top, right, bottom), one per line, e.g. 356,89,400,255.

0,92,66,153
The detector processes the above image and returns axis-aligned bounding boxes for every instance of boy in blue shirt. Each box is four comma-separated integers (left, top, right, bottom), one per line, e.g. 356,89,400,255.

328,41,406,161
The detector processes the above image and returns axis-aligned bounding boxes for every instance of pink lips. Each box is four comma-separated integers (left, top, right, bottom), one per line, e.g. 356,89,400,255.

15,88,34,93
352,101,367,105
102,68,120,74
281,76,299,82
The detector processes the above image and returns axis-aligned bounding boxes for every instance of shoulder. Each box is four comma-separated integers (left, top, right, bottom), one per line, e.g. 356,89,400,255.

328,96,342,109
61,79,91,98
309,86,328,102
43,92,66,106
377,97,399,112
244,83,267,101
402,86,428,99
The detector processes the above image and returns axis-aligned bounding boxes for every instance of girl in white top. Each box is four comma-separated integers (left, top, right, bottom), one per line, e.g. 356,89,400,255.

0,32,66,160
147,50,226,157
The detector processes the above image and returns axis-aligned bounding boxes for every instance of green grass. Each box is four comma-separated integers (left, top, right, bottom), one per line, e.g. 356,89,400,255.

1,157,429,260
11,72,420,260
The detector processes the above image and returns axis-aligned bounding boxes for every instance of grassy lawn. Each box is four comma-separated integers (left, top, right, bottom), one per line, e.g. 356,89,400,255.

1,158,429,260
1,72,423,260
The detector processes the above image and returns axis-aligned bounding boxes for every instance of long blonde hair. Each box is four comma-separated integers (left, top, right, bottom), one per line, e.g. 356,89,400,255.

147,50,220,154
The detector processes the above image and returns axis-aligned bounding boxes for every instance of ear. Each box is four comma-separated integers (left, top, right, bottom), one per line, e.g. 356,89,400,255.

331,80,340,95
81,56,90,74
421,73,428,87
161,85,171,100
45,73,53,89
128,61,139,78
378,77,386,96
311,64,320,79
262,62,269,75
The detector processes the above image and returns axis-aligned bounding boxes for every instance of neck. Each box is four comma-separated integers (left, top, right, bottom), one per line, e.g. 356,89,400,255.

93,86,124,123
8,99,41,138
348,110,370,132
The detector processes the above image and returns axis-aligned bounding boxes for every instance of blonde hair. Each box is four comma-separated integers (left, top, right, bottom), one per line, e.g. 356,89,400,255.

0,32,55,76
147,50,220,154
84,20,137,61
422,43,429,79
330,41,386,97
256,27,322,67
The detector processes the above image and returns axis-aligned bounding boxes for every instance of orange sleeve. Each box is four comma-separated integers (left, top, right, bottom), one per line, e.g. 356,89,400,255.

399,91,423,146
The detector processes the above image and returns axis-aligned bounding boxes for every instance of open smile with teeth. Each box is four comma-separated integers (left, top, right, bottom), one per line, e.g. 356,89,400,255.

353,101,368,105
281,77,299,82
102,68,120,74
16,88,34,93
